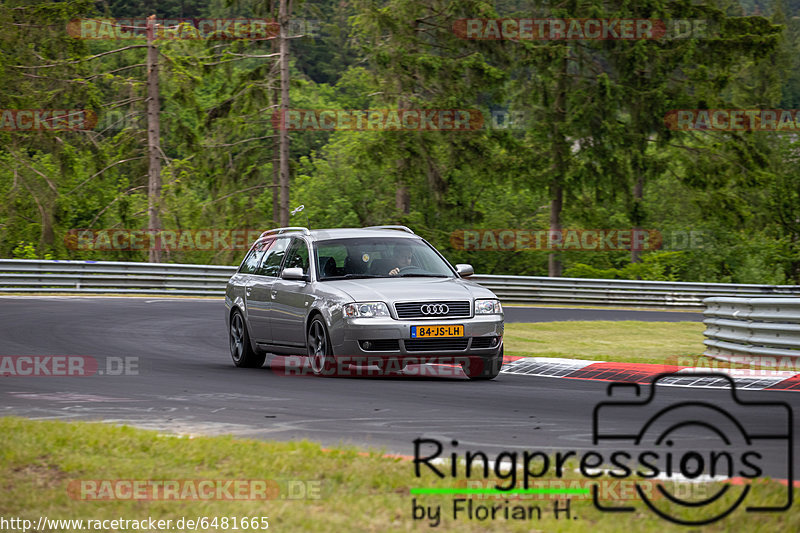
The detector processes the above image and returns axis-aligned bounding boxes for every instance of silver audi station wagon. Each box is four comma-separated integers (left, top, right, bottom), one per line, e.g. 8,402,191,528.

224,226,504,379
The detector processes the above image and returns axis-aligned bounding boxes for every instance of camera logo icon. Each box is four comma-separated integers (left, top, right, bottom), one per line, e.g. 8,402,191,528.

592,372,793,525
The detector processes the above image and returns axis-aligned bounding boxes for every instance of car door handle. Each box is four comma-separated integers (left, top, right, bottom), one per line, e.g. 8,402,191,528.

271,290,278,299
246,287,252,296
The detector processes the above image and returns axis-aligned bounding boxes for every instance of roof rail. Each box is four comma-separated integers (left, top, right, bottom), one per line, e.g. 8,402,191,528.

364,225,415,234
259,226,311,239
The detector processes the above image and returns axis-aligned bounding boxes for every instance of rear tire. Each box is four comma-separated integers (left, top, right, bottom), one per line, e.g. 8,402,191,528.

462,346,503,380
230,310,266,368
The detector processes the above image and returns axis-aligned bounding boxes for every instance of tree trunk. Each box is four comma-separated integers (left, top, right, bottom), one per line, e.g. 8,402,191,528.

548,49,568,277
791,223,800,284
271,38,280,227
146,15,162,263
395,184,410,214
278,0,290,226
23,182,54,248
548,183,563,277
395,96,410,216
631,173,644,263
272,132,280,226
270,1,280,227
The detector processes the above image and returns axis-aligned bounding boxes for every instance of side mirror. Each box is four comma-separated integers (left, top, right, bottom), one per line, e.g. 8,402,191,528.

281,267,307,281
455,264,474,277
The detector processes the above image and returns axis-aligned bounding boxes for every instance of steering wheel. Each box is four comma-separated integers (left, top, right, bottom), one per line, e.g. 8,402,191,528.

396,265,423,274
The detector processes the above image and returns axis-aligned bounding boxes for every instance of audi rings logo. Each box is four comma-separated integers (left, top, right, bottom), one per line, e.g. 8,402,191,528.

420,304,449,315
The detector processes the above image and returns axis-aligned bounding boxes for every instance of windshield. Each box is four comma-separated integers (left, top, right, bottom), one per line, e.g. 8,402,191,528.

314,237,455,280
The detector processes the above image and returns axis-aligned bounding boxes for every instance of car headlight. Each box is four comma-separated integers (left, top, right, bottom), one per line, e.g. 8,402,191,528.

475,299,502,314
344,302,390,318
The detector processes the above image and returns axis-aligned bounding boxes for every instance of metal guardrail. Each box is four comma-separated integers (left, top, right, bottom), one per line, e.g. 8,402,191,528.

703,297,800,360
0,259,236,296
0,259,798,306
469,274,800,308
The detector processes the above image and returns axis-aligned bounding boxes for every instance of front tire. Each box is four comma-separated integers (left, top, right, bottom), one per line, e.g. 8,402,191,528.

230,310,266,368
462,346,503,380
307,316,336,377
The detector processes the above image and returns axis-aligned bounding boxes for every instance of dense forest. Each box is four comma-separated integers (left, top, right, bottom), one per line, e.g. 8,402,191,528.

1,0,798,283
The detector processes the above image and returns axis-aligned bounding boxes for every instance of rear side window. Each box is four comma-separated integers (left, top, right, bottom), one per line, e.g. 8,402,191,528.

239,240,272,274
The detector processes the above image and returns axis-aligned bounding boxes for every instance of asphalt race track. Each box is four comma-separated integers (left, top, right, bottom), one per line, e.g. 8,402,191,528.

0,297,795,481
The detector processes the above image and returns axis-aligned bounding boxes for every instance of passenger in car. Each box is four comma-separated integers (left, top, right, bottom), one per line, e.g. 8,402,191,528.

344,253,368,276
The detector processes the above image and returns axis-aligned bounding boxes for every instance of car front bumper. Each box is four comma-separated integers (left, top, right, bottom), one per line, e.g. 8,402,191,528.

331,314,504,362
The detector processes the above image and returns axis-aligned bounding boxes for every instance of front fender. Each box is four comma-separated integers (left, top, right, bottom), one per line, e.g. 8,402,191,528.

308,297,347,352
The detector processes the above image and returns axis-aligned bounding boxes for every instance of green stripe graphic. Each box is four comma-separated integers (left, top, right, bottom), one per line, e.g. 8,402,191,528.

410,488,589,495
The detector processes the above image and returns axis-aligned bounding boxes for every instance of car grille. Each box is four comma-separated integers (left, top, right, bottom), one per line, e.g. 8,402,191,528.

470,337,498,349
360,339,400,351
394,300,471,319
404,338,469,352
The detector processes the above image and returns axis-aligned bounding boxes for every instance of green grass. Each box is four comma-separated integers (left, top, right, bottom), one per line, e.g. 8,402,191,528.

1,417,795,532
504,321,715,366
504,320,788,370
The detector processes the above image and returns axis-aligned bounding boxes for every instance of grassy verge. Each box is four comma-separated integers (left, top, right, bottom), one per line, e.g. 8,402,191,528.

504,321,732,368
1,418,795,532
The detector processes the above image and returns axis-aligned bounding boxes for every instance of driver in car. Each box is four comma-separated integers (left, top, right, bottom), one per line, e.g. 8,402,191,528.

388,245,414,276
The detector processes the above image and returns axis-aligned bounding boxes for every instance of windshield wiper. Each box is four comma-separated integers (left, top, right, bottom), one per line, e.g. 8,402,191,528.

397,273,449,278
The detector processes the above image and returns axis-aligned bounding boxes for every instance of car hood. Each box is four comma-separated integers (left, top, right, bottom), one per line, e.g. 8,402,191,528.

322,277,496,303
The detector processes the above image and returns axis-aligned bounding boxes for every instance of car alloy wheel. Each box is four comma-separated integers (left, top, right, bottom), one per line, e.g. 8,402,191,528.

230,313,245,362
229,310,266,368
308,316,335,376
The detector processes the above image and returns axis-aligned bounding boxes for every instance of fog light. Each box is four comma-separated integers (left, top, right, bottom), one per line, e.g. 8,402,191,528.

491,337,499,347
361,341,372,350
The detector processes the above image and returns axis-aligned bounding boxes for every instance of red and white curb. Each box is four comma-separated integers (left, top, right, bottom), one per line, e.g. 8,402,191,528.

500,356,800,391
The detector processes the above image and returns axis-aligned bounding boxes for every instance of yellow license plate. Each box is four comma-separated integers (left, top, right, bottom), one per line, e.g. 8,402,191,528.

411,325,464,338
